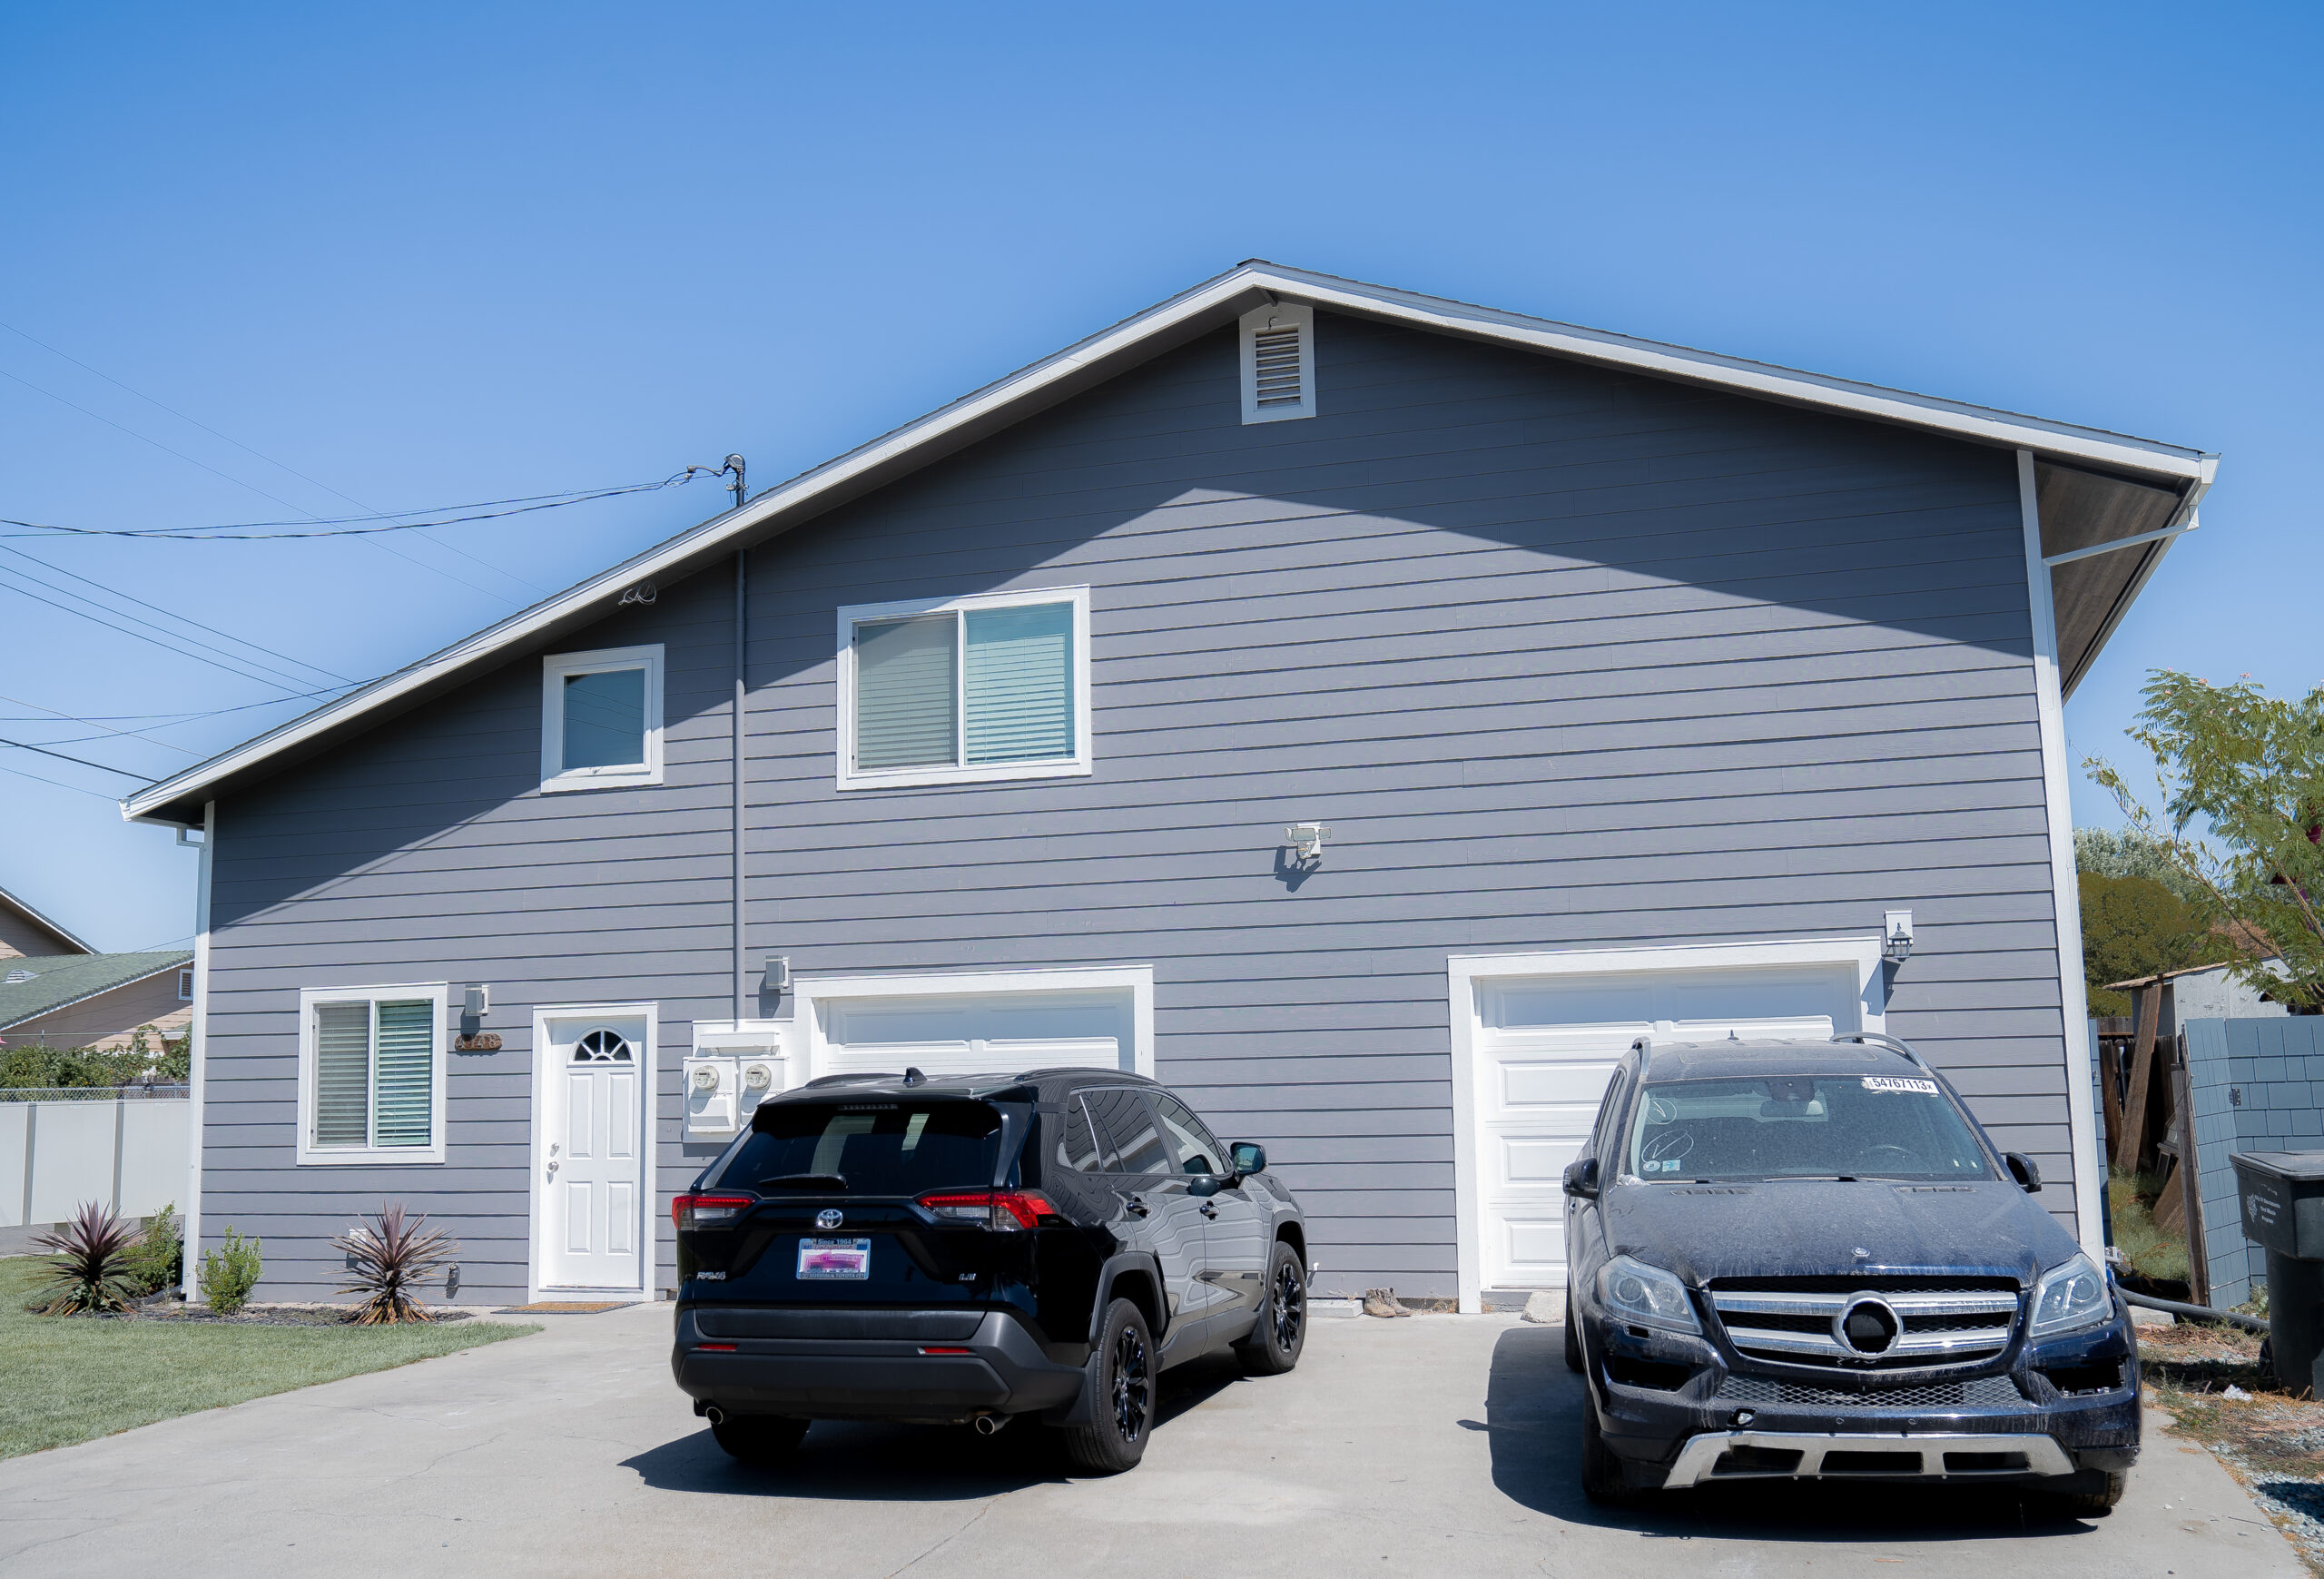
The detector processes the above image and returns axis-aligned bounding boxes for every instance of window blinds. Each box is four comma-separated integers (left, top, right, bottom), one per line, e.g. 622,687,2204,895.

311,997,433,1150
314,1002,371,1148
964,603,1072,764
372,1000,434,1147
854,615,959,770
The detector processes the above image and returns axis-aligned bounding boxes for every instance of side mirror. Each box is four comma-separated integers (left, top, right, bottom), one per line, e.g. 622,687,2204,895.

1230,1141,1266,1177
1187,1173,1223,1198
1562,1158,1600,1199
2004,1152,2042,1193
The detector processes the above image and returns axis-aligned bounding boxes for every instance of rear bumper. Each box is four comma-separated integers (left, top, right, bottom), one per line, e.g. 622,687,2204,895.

670,1306,1086,1424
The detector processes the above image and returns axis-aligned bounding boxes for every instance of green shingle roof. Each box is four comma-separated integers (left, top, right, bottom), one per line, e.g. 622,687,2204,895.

0,952,192,1031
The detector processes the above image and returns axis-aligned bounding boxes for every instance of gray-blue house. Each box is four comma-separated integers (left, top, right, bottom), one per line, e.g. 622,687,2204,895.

125,262,2214,1311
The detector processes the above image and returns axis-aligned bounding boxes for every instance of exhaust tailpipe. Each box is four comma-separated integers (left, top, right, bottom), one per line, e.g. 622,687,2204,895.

704,1406,726,1426
972,1413,1009,1436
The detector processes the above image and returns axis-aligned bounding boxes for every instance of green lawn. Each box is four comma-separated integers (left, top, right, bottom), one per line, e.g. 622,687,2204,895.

0,1257,541,1458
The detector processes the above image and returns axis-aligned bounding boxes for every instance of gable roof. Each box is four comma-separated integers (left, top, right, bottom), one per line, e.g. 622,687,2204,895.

0,951,192,1032
0,883,94,956
120,260,2217,829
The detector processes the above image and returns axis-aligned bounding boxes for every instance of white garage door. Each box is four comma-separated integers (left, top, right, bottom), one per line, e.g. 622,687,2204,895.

816,988,1134,1083
1472,962,1863,1289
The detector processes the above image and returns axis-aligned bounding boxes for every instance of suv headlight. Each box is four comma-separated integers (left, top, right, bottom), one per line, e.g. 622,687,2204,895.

2029,1252,2112,1339
1598,1254,1701,1336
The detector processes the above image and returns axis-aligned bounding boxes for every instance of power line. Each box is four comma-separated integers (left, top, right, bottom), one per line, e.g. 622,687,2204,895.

0,690,203,757
0,733,154,781
0,688,349,725
0,360,534,603
0,469,719,540
0,759,121,802
0,314,551,595
0,567,328,695
0,544,350,686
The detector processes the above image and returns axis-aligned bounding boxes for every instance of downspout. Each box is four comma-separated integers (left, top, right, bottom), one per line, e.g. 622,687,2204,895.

182,800,215,1302
733,548,746,1024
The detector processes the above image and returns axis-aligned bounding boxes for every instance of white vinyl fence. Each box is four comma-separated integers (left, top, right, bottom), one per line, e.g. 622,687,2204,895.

0,1090,189,1228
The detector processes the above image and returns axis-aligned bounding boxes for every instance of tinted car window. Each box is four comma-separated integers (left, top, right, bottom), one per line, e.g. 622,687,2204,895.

1626,1075,1994,1183
1590,1060,1634,1163
716,1100,1002,1195
1083,1087,1170,1175
1151,1092,1225,1175
1056,1094,1107,1174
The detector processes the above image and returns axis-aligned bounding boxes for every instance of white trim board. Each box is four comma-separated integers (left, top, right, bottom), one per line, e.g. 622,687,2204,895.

526,1001,661,1303
2020,449,2106,1255
1446,936,1887,1316
181,801,213,1302
791,965,1157,1085
120,261,2212,829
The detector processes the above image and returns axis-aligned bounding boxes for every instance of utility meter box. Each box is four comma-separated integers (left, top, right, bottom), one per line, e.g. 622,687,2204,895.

684,1023,787,1140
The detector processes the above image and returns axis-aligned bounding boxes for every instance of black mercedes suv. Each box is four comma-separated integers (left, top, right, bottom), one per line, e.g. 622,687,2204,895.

1563,1034,2139,1511
670,1068,1309,1475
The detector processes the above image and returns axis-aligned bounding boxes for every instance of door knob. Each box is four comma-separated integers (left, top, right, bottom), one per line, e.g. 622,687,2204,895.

547,1160,559,1175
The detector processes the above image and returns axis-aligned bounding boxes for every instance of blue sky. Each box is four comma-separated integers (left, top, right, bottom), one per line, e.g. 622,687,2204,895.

2,2,2315,950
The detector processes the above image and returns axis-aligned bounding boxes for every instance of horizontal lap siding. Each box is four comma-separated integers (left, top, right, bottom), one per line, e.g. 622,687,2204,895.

202,310,2075,1301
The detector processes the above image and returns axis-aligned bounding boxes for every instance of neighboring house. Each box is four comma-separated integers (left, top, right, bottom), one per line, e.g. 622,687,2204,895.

0,883,94,960
123,262,2216,1310
0,951,194,1052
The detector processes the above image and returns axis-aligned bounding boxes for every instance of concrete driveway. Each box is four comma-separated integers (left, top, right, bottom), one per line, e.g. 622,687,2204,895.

0,1305,2302,1577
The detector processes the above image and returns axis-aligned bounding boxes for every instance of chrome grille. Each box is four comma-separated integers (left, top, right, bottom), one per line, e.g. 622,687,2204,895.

1715,1374,2025,1411
1710,1284,2020,1369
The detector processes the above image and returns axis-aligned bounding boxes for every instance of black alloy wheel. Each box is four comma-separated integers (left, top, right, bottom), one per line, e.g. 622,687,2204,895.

1058,1298,1157,1475
1236,1241,1308,1375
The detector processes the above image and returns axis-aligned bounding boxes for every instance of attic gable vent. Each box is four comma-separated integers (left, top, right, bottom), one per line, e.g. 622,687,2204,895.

1239,302,1315,424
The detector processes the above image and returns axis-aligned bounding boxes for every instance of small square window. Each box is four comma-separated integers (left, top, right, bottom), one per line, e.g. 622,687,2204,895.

177,968,193,1002
541,646,664,792
836,589,1091,790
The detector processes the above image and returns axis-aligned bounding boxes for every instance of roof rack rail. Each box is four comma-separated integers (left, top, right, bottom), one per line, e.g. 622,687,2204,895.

1832,1031,1931,1071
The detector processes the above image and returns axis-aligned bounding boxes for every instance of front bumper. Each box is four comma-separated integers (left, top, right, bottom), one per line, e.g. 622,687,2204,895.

670,1305,1087,1425
1586,1309,2141,1488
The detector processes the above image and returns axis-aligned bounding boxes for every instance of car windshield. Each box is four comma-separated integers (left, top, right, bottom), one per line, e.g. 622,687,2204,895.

1624,1074,1994,1183
714,1100,1004,1195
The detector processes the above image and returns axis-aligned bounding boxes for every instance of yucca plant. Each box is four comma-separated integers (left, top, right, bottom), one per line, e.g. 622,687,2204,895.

31,1201,143,1315
332,1202,457,1325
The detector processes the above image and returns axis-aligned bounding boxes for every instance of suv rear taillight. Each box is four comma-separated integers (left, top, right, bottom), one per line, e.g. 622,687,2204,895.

672,1193,753,1230
915,1189,1061,1231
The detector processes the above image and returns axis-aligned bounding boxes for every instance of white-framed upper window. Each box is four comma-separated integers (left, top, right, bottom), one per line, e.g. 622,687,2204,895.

295,983,448,1166
177,967,193,1001
835,587,1092,790
1240,301,1315,424
540,645,664,793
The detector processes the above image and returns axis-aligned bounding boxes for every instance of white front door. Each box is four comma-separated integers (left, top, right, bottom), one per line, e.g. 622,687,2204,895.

537,1011,649,1293
1472,962,1862,1290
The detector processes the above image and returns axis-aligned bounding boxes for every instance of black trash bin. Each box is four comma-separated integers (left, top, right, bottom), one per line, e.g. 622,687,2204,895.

2230,1150,2324,1396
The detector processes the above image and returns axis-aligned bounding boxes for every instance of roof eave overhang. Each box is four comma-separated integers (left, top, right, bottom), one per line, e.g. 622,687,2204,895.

0,954,191,1031
123,261,2212,825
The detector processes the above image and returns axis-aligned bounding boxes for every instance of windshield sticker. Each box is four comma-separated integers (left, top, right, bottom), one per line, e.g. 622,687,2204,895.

1863,1076,1939,1095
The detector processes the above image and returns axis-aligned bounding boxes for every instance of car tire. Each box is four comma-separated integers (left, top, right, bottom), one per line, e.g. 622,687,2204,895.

1058,1298,1156,1475
2047,1468,2128,1515
1235,1242,1307,1376
1563,1290,1582,1374
1580,1394,1638,1505
711,1414,809,1465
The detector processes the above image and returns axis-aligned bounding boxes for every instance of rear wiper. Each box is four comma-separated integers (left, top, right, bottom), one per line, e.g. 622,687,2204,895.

757,1173,847,1192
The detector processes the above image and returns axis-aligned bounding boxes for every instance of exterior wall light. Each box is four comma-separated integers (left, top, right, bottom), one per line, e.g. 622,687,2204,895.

1286,824,1332,863
1883,911,1915,964
762,955,790,995
456,984,501,1051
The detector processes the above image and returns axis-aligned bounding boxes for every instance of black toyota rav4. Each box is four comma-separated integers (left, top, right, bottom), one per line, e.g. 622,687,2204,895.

671,1069,1308,1474
1563,1034,2139,1511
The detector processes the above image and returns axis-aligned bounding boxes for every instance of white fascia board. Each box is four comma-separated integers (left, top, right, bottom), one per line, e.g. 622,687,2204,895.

121,262,2211,824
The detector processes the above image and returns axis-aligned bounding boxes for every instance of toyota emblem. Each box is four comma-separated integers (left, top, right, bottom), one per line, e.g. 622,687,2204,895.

1834,1295,1900,1357
815,1209,844,1230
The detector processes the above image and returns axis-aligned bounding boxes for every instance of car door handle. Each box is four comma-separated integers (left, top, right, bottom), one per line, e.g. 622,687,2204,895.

1125,1195,1148,1217
1198,1204,1217,1219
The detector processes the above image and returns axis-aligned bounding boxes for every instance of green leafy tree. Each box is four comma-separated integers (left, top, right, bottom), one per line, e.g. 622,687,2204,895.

2086,670,2324,1012
2080,872,2208,1016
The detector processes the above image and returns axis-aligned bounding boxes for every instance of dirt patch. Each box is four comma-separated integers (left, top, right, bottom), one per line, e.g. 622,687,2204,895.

2142,1318,2324,1574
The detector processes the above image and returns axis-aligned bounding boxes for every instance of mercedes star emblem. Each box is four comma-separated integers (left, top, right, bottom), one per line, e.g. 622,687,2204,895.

1834,1294,1901,1357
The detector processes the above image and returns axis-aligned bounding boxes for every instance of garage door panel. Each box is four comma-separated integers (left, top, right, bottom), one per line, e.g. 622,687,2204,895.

1500,1060,1619,1107
1499,1217,1566,1279
817,990,1131,1083
1499,1135,1582,1187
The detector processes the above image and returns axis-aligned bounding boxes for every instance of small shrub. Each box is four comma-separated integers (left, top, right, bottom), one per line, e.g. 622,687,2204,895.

199,1227,263,1314
123,1203,183,1295
31,1201,142,1315
333,1202,457,1325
